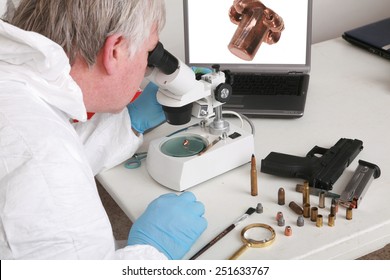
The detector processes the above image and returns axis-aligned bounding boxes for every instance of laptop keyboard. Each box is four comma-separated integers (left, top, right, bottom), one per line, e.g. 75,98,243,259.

230,73,304,96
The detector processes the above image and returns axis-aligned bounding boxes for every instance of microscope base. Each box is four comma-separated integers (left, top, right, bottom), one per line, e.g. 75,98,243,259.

146,123,255,191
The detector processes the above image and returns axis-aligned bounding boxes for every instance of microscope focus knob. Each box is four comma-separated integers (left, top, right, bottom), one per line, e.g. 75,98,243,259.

214,83,233,103
212,64,221,72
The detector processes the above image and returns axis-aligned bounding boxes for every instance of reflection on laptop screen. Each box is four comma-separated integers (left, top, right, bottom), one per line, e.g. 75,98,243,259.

184,0,311,73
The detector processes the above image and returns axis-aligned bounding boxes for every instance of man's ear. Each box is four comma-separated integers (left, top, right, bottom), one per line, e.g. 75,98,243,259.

102,34,126,75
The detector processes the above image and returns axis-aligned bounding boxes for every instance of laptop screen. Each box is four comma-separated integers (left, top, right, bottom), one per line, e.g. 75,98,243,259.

184,0,312,73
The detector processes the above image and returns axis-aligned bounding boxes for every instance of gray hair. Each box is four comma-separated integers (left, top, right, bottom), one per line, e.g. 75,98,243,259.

8,0,166,66
2,0,18,21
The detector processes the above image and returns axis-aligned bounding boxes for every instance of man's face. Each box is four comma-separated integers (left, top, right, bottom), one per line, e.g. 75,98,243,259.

84,24,160,114
115,25,160,111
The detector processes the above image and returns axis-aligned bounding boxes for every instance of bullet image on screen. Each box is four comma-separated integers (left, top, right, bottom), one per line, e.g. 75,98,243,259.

228,0,285,61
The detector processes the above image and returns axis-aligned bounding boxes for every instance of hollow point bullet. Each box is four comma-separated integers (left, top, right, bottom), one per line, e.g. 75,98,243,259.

284,226,292,236
276,211,283,221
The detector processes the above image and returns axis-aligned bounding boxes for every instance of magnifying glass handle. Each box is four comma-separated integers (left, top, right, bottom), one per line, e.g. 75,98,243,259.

229,244,250,260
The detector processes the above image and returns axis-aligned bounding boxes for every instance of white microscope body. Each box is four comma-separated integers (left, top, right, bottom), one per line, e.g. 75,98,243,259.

145,43,255,191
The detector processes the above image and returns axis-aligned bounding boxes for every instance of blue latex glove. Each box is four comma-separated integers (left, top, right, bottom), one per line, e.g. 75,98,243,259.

127,192,207,260
127,82,166,134
191,67,213,80
191,66,212,75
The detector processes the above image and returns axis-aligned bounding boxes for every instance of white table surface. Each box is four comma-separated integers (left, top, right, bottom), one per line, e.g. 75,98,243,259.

96,37,390,260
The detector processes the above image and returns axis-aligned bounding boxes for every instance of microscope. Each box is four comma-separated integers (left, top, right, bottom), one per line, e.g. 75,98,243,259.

144,42,255,191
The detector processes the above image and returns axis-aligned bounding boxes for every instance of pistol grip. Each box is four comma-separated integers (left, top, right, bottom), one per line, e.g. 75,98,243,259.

261,152,315,180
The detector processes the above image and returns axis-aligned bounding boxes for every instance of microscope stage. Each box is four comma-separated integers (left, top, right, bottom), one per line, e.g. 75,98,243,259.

146,122,255,191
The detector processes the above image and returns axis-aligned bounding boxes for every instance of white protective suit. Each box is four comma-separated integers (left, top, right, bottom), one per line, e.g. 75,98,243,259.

0,20,166,259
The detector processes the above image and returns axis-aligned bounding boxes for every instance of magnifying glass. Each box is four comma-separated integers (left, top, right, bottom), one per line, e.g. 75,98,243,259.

229,223,276,260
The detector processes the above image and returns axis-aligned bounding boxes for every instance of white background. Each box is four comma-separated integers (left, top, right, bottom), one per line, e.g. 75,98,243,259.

2,0,390,60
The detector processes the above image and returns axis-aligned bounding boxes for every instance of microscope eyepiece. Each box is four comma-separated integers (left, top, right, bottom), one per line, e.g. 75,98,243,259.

148,42,179,75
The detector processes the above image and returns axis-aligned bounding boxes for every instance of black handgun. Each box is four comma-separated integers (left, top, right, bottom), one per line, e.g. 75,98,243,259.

260,138,364,191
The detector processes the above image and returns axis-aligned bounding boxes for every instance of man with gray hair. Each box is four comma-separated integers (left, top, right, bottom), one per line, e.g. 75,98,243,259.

0,0,207,259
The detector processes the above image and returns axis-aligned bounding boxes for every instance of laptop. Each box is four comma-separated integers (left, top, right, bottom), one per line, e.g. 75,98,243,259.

342,17,390,60
183,0,312,118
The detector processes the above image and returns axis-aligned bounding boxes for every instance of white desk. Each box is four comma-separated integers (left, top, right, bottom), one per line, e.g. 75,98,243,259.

97,38,390,260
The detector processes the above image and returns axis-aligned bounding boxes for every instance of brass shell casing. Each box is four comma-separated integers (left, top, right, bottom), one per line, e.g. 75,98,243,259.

310,207,318,222
319,191,326,208
328,214,335,227
346,207,353,220
316,214,323,227
303,203,311,218
330,204,337,220
302,181,310,205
